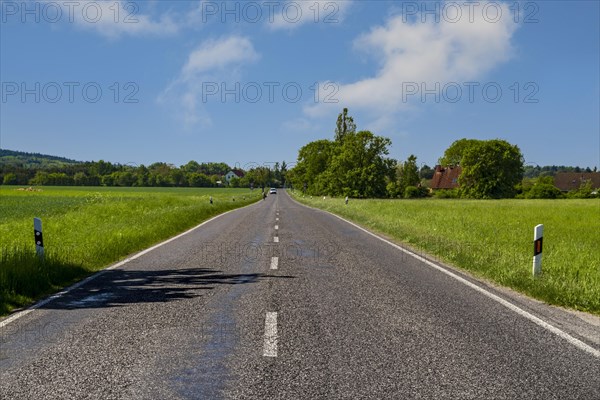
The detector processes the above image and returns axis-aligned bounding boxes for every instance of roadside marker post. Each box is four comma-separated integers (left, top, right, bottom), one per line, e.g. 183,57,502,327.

532,224,543,277
34,217,44,259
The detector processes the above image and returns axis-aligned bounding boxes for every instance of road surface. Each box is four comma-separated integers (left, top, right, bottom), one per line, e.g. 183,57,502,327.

1,190,599,399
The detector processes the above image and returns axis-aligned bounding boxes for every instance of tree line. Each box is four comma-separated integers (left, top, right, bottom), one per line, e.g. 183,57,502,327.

0,157,288,189
286,109,598,199
287,110,525,199
2,108,597,199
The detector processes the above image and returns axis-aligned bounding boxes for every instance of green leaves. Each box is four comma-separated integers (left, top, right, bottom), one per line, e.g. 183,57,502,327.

438,138,481,166
458,139,524,199
395,154,420,197
290,108,395,198
334,107,356,143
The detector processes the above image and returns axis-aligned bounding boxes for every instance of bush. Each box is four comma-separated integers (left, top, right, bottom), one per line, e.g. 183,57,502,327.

386,182,401,198
2,173,17,185
526,183,563,199
567,181,598,199
433,188,460,199
404,185,429,198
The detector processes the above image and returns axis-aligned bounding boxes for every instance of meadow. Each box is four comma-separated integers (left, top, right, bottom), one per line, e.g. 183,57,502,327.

0,186,261,315
290,192,600,315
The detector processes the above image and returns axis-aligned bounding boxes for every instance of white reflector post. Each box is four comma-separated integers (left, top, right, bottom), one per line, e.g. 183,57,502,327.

532,224,543,276
34,217,44,259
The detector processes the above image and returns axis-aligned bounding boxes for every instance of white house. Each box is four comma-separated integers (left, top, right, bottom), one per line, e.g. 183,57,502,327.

225,169,244,182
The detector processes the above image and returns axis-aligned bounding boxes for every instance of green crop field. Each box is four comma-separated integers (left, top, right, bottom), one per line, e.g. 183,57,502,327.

290,192,600,315
0,186,261,315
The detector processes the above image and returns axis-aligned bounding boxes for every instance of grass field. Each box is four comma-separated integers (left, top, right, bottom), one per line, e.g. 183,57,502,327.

290,192,600,315
0,186,261,315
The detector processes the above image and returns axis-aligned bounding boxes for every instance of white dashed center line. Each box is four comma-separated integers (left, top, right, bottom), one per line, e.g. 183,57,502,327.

270,257,279,270
273,236,279,243
274,225,279,230
263,312,278,357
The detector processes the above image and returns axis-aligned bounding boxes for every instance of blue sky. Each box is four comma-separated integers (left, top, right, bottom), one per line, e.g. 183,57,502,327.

1,0,598,170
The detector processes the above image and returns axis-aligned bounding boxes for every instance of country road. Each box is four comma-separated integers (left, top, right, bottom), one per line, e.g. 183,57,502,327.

1,190,598,399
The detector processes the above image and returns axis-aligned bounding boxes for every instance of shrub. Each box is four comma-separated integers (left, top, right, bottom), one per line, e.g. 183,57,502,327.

526,183,563,199
567,181,597,199
404,185,429,198
433,188,460,199
386,182,401,198
2,173,17,185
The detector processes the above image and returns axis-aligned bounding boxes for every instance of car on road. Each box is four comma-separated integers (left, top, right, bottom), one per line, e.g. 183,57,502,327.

269,188,277,194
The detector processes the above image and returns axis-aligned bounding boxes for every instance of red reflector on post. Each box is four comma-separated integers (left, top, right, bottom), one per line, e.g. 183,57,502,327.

534,237,543,256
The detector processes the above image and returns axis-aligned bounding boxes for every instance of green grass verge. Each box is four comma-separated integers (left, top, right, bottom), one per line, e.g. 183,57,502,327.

290,192,600,315
0,186,261,315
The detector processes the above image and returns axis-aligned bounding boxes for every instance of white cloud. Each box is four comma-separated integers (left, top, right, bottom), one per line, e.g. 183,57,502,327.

269,1,352,30
182,36,260,78
33,0,179,38
304,1,519,129
158,35,260,129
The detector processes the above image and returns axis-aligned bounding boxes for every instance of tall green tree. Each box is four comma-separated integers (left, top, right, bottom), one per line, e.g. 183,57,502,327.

135,165,149,187
273,162,281,186
169,169,187,187
244,167,272,189
187,172,211,187
181,160,201,173
290,109,394,197
334,108,356,143
397,154,420,193
291,139,337,194
438,138,481,166
387,155,420,198
325,131,394,197
419,164,435,179
280,161,288,187
459,139,524,199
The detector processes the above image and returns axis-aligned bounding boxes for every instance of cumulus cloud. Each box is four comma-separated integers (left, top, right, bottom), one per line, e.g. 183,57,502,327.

304,1,519,128
158,35,260,128
182,36,260,78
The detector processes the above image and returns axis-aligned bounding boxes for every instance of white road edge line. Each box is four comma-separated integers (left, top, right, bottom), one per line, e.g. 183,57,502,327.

263,311,278,357
0,201,261,329
270,257,279,270
290,195,600,359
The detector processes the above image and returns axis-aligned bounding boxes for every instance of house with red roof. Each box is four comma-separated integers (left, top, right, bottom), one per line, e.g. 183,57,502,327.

430,165,462,190
554,172,600,192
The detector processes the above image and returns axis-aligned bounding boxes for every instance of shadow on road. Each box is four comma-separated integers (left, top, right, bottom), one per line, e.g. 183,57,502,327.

39,267,294,310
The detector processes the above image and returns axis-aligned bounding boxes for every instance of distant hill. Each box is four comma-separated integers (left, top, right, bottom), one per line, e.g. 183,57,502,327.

0,149,82,169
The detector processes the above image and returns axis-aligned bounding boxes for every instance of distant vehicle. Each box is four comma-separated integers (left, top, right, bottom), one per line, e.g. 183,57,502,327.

269,188,277,194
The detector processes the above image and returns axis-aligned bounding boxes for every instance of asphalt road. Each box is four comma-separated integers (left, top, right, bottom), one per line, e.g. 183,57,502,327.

1,190,599,399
